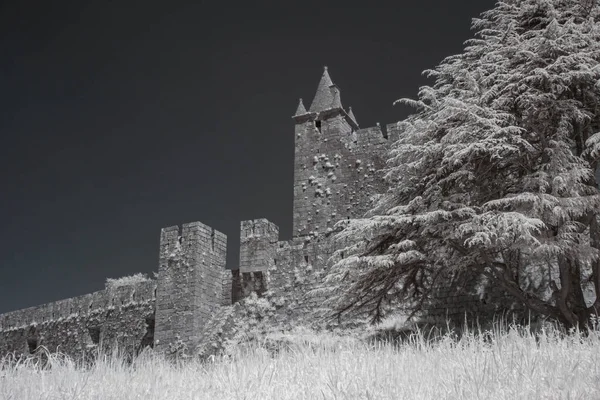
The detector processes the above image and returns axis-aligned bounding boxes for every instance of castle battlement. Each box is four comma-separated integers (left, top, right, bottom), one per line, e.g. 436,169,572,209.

0,67,402,359
0,67,522,359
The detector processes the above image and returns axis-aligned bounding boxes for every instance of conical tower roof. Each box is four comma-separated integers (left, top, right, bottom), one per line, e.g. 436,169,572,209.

294,98,307,116
309,66,339,113
347,106,357,125
329,85,342,109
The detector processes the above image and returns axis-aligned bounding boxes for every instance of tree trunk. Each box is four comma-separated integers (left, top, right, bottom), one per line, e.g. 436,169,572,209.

555,255,579,328
587,215,600,322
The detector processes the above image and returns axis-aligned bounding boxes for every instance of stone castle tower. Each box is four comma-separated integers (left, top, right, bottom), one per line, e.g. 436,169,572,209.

292,66,397,238
0,67,401,358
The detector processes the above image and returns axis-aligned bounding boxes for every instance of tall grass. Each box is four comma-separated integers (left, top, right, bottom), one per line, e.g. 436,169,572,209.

1,324,599,400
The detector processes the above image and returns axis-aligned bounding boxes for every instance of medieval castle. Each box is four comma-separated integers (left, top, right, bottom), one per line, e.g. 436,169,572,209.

0,67,510,359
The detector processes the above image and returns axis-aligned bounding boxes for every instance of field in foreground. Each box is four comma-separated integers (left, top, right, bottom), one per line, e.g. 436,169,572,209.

1,325,600,400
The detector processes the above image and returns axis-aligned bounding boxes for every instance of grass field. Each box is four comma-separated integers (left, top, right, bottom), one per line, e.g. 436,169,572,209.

1,324,599,400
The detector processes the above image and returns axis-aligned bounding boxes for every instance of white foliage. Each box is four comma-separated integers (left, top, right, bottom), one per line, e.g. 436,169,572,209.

585,132,600,160
323,0,600,323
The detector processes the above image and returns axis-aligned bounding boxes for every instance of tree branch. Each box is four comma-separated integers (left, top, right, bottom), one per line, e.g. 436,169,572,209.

479,251,565,324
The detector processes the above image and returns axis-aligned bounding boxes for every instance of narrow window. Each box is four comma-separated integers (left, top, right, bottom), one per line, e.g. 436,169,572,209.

304,255,309,264
241,272,252,295
177,225,183,243
255,271,265,294
315,120,322,132
88,327,101,345
27,338,38,354
231,269,242,303
140,317,155,350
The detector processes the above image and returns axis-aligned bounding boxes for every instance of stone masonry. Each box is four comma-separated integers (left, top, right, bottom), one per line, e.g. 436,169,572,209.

154,222,229,354
0,280,156,360
0,67,518,359
238,219,279,298
292,66,398,238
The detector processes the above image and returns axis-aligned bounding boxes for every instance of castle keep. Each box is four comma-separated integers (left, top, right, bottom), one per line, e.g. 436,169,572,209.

0,67,499,359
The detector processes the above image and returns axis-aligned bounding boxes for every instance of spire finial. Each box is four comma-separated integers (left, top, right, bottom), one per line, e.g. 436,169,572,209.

348,106,358,126
324,65,328,71
294,97,307,116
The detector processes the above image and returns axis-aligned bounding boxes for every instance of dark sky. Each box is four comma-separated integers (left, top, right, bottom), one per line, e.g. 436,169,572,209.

0,0,497,314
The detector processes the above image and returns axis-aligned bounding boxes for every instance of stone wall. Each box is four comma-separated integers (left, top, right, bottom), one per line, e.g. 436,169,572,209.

292,113,394,238
232,216,340,328
237,219,279,298
154,222,229,355
0,220,232,360
239,219,279,274
0,280,156,360
269,236,336,324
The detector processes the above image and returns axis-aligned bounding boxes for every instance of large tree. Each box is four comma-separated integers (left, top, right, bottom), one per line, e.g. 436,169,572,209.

322,0,600,330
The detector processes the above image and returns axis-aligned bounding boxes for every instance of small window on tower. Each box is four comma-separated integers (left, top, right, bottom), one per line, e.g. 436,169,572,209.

315,120,322,132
